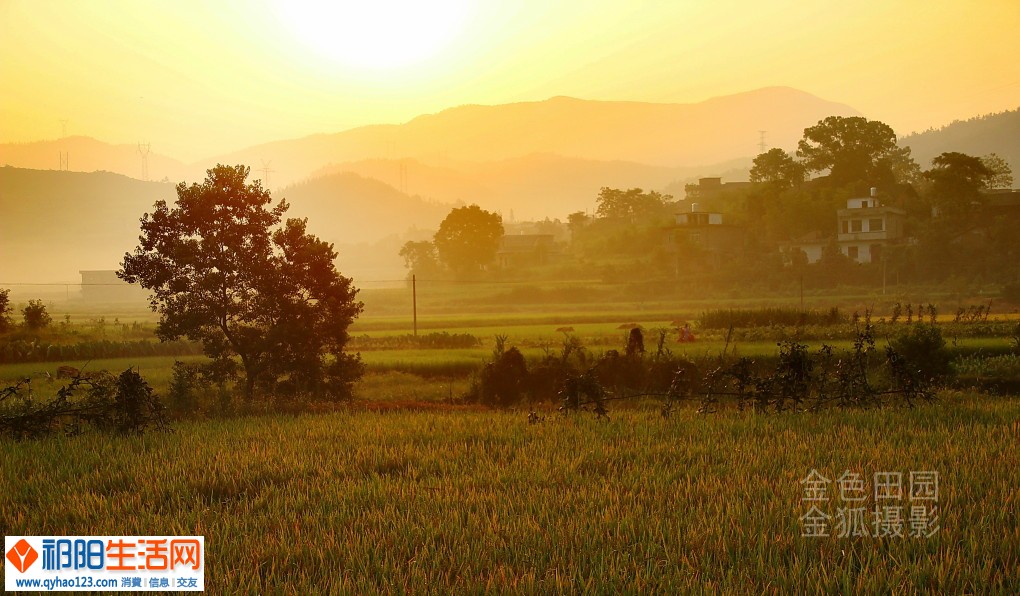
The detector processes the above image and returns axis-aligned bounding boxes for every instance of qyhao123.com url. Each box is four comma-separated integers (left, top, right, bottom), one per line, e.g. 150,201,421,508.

5,536,204,592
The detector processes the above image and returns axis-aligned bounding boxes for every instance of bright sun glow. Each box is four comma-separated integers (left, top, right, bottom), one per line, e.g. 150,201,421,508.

276,0,470,70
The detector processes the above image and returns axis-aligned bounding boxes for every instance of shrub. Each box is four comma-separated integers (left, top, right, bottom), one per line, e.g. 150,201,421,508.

466,347,528,407
890,323,952,381
1,369,168,439
22,300,51,330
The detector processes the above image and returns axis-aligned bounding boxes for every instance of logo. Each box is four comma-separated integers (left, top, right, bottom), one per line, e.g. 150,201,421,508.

6,539,38,573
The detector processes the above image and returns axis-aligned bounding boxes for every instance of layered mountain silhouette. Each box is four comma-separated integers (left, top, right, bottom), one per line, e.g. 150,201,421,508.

3,88,1017,283
207,87,859,187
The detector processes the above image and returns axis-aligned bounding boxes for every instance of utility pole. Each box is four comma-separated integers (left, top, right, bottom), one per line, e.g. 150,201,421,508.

412,274,418,337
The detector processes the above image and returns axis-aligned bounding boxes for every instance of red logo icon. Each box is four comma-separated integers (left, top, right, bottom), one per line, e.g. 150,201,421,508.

6,539,39,573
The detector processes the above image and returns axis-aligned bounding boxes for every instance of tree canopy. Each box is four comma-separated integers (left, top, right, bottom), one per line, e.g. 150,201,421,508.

119,164,363,401
750,148,805,191
433,204,504,276
980,153,1014,189
924,152,995,218
399,240,441,277
796,116,907,189
595,187,672,221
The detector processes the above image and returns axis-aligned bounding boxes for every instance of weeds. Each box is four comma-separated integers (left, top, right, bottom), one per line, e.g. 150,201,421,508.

0,369,168,439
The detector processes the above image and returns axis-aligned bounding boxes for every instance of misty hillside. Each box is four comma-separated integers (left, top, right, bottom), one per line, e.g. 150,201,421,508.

0,167,172,283
208,87,860,188
311,154,751,219
277,172,454,246
0,167,451,285
0,137,190,184
900,108,1020,173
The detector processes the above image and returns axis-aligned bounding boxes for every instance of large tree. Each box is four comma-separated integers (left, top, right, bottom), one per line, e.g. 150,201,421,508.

924,152,994,219
750,148,805,191
796,116,908,189
119,165,364,401
399,240,441,277
433,204,503,276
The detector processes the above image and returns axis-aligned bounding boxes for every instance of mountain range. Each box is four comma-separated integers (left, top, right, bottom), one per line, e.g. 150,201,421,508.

1,87,1017,283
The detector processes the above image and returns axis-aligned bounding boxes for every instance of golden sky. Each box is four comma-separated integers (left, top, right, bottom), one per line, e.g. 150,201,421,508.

2,0,1018,161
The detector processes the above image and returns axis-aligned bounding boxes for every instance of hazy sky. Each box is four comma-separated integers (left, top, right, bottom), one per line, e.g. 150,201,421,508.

2,0,1018,161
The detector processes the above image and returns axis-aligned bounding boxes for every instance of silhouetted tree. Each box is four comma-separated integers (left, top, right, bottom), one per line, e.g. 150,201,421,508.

399,240,441,277
22,299,51,330
433,204,503,277
924,152,993,219
119,165,364,402
980,153,1013,189
797,116,910,190
750,148,805,191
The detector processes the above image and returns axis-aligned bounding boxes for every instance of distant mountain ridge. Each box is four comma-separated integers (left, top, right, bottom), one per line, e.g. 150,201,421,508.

899,108,1020,174
0,166,450,283
209,87,860,187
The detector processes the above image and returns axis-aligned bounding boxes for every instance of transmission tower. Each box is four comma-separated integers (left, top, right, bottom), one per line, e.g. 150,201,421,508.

758,130,768,154
137,143,150,181
58,119,69,138
59,152,69,171
259,160,274,189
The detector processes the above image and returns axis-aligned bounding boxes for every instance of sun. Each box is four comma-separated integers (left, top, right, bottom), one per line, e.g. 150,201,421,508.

275,0,471,70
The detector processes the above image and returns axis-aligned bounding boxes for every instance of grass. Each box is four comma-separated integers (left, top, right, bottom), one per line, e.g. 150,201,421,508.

1,392,1017,592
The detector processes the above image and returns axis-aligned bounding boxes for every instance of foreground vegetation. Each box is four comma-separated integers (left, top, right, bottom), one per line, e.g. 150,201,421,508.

1,394,1017,592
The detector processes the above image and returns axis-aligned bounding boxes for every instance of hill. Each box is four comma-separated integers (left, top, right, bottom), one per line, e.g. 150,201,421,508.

311,154,752,219
280,171,454,246
900,108,1020,173
0,167,172,284
207,87,860,188
0,137,190,183
0,167,451,286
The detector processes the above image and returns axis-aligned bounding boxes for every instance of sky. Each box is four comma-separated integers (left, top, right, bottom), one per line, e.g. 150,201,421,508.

1,0,1018,161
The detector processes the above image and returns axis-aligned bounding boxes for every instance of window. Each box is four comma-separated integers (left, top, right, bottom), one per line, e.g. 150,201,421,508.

869,218,884,232
841,221,849,234
850,220,863,233
847,245,859,261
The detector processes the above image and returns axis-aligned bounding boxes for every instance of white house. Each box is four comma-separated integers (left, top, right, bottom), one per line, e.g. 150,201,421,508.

784,188,906,264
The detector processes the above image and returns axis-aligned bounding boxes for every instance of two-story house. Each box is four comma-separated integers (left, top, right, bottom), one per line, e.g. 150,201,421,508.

785,189,905,264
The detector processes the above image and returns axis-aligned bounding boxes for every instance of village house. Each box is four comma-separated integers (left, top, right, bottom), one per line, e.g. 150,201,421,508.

784,188,906,264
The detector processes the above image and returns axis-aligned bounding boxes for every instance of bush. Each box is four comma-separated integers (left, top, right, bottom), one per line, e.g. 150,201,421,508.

1,369,168,439
21,300,51,330
466,347,528,407
890,323,952,381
